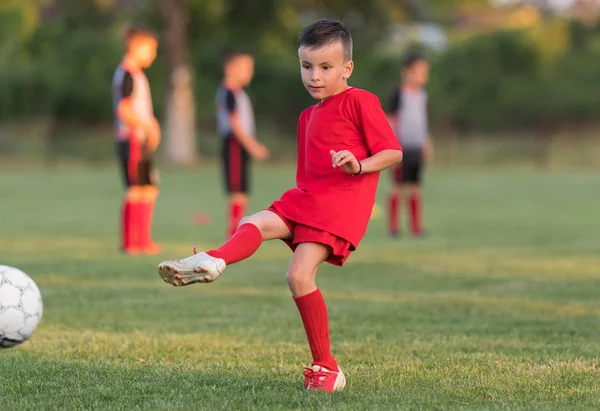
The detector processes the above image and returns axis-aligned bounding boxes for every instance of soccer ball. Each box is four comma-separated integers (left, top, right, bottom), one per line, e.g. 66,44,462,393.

0,265,43,348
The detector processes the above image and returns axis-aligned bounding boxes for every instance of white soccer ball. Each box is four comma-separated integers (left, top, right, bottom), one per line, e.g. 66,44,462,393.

0,265,43,348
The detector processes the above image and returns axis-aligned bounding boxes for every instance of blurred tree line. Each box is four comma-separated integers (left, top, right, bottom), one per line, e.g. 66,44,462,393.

1,0,600,164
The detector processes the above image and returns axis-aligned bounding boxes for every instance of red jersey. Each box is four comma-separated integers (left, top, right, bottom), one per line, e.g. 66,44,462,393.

271,87,402,248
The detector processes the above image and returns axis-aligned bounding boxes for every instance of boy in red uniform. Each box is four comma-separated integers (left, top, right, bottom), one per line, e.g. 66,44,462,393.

158,19,402,391
112,26,161,254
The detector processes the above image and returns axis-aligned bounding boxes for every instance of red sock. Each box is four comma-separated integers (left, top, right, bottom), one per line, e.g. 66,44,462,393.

139,201,154,247
121,199,132,250
409,193,422,234
130,201,143,249
228,202,245,238
294,289,338,371
388,193,400,234
208,223,262,265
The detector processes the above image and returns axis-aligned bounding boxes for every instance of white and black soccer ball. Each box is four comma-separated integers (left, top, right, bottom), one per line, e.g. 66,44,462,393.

0,265,43,348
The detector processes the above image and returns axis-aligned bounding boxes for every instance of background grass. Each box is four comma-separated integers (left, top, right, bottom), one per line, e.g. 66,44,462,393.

0,165,599,410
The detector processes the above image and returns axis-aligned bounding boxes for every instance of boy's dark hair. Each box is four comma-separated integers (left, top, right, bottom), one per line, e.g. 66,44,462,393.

123,25,157,48
298,19,353,61
222,48,252,68
402,51,427,70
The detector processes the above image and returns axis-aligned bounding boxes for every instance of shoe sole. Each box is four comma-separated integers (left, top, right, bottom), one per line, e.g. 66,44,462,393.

157,261,210,287
335,372,346,391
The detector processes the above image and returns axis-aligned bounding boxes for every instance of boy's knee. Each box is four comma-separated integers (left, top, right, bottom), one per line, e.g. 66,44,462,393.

286,265,314,289
238,216,252,227
237,214,265,237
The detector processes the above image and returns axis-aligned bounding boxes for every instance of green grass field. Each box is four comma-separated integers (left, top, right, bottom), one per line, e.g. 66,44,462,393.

0,165,599,410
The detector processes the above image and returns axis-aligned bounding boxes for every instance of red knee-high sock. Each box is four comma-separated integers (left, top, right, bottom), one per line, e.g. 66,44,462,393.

208,223,262,265
228,202,245,238
388,193,400,235
130,201,144,249
139,200,155,247
409,193,422,235
294,289,338,371
121,199,132,250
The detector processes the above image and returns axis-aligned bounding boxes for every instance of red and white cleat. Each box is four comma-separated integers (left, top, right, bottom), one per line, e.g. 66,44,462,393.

303,365,346,392
157,251,226,287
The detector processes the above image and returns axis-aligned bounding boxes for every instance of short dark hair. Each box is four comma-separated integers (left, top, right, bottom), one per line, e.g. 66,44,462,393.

123,25,157,48
402,51,427,70
298,19,353,61
222,48,252,67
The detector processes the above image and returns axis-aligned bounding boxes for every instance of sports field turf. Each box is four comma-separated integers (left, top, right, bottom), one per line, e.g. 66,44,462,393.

0,165,599,410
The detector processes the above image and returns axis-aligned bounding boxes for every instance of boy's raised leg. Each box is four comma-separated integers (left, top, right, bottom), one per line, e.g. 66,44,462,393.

158,210,291,286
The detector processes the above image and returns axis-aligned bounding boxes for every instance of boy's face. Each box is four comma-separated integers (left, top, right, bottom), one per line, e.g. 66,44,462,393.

130,37,158,69
404,60,429,88
227,55,255,87
299,41,354,100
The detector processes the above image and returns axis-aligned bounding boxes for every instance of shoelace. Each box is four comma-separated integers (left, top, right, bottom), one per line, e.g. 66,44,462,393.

303,368,329,389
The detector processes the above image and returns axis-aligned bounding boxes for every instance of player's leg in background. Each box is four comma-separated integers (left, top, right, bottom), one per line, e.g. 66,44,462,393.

228,192,247,238
124,186,144,254
387,161,404,237
223,137,250,238
288,242,345,390
387,165,402,237
138,157,160,255
407,151,424,236
117,140,141,255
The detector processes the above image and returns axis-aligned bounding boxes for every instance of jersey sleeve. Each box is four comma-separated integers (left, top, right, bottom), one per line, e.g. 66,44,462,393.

225,90,236,113
386,89,400,114
355,91,402,155
121,71,134,98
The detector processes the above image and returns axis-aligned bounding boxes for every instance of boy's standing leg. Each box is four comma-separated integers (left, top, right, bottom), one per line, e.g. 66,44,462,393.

288,243,345,391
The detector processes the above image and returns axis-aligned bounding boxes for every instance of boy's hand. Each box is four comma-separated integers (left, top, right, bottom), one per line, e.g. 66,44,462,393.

423,139,433,162
250,143,269,161
145,119,161,153
330,150,361,175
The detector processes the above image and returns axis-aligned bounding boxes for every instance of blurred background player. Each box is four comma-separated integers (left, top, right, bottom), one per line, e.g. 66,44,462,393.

386,51,432,238
112,26,161,255
216,50,269,238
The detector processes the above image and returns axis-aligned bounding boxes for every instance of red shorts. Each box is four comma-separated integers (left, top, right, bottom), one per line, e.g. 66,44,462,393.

267,206,354,266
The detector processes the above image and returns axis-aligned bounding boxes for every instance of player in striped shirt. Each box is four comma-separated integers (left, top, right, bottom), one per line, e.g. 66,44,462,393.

112,26,161,255
216,50,269,238
386,52,433,237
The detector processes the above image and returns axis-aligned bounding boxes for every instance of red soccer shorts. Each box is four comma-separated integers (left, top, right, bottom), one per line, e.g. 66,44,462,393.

267,206,354,266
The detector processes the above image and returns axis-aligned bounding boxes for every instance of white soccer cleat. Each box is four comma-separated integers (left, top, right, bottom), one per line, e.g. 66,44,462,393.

157,251,226,287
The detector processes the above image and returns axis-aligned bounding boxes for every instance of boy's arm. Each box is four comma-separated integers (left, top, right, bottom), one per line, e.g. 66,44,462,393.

117,71,160,152
424,137,433,161
331,148,402,175
423,94,432,161
229,113,268,160
118,100,160,150
358,149,402,174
